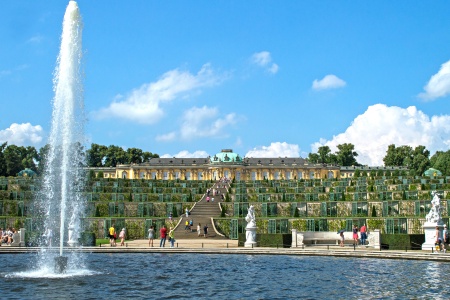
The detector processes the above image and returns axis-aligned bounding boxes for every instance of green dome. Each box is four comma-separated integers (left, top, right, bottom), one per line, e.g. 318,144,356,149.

18,168,37,177
423,168,442,177
210,149,242,164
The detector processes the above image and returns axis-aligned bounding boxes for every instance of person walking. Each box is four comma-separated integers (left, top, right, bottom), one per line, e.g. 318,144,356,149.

148,226,155,247
352,225,358,245
340,231,345,247
109,224,115,247
203,224,208,238
169,227,176,248
119,228,126,246
160,225,167,248
185,220,190,232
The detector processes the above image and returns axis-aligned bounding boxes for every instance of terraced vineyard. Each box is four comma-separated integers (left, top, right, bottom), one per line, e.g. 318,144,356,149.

1,175,449,241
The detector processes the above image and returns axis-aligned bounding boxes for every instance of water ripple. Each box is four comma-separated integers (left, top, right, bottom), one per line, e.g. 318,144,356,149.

1,253,450,299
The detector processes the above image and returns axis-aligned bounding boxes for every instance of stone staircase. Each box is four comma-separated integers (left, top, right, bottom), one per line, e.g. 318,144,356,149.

173,181,229,239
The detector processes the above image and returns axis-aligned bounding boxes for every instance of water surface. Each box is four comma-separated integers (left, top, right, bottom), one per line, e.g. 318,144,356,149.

1,253,449,299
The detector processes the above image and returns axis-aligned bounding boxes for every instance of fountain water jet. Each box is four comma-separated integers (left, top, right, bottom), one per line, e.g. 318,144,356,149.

37,0,85,273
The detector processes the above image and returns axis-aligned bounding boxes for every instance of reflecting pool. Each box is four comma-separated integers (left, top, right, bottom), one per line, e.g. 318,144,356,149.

1,253,449,299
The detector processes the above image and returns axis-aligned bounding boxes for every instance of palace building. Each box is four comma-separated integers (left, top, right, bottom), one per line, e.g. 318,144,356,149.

92,149,341,181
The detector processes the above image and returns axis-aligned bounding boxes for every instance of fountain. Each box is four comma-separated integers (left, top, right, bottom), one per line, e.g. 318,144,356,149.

36,0,85,273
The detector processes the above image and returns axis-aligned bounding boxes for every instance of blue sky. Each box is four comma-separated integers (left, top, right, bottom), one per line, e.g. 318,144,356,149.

1,1,450,165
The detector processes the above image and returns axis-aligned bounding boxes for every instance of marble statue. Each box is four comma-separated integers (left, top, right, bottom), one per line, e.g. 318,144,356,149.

244,205,257,247
426,191,442,224
422,191,445,250
245,205,256,228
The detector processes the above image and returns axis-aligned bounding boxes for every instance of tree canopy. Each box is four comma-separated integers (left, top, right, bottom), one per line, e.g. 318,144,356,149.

0,142,160,176
307,144,359,166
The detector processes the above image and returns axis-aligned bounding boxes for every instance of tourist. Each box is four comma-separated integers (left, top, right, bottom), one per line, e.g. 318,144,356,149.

206,196,210,202
197,223,201,237
109,224,115,247
360,224,367,246
119,228,126,246
352,225,358,245
340,231,345,247
185,208,189,217
185,220,190,232
203,224,208,238
160,225,167,247
148,226,155,247
189,219,193,229
443,225,448,253
169,227,175,248
169,212,172,222
435,226,442,252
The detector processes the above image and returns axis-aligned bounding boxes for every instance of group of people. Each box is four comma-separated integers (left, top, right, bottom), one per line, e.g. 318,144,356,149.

108,225,126,247
185,219,194,232
339,224,368,247
0,227,15,246
157,225,176,248
150,223,210,248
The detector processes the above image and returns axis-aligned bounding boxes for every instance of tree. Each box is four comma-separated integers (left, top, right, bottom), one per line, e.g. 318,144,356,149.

430,150,450,176
22,146,39,172
307,153,319,163
3,145,23,176
126,148,144,164
383,144,413,166
335,143,360,166
0,142,7,176
37,144,50,175
409,145,430,176
317,146,331,163
104,145,127,167
86,143,107,167
142,151,159,162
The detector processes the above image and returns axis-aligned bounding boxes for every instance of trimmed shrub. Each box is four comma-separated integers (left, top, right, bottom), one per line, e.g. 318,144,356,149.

238,233,292,248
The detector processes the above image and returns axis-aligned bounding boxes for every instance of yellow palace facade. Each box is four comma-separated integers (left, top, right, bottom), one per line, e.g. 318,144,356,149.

93,149,341,181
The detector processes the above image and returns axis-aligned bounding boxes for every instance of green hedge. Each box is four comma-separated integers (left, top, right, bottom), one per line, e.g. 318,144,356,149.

238,233,291,248
79,232,96,246
381,234,424,250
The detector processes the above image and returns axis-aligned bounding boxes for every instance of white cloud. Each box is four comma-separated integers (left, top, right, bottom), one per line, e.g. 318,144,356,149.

419,60,450,100
161,150,209,158
93,64,225,124
179,106,238,140
312,104,450,166
155,132,177,142
156,106,239,142
312,74,346,90
0,123,44,146
251,51,279,74
245,142,300,158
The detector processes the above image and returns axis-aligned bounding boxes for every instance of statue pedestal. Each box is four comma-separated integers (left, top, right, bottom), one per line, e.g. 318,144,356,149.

244,226,257,247
291,229,304,248
422,222,443,250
